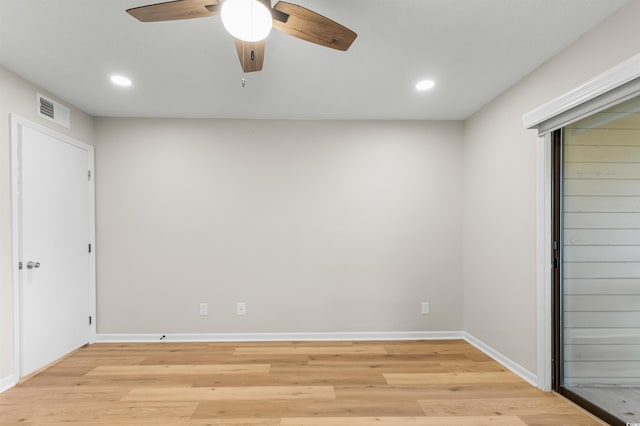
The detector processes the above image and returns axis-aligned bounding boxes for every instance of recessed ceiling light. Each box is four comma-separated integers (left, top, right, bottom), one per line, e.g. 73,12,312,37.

416,80,435,92
110,75,132,87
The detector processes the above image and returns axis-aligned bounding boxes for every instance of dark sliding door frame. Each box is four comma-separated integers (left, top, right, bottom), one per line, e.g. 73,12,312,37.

551,128,562,392
550,129,626,426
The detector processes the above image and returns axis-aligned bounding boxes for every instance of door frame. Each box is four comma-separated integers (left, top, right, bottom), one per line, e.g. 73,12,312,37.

10,114,96,380
550,129,562,391
549,128,627,426
526,53,640,393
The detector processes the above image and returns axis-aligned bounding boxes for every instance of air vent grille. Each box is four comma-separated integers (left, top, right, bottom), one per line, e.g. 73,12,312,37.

39,97,55,119
36,93,70,128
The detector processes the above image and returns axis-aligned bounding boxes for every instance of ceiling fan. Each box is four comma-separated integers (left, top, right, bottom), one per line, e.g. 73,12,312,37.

126,0,357,73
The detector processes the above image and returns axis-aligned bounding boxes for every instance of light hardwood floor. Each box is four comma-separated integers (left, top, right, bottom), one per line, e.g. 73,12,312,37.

0,340,606,425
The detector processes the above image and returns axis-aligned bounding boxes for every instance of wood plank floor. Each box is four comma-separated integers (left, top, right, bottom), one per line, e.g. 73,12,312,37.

0,340,606,425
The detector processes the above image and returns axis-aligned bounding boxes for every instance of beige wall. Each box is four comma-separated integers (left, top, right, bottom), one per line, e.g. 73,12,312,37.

0,65,95,382
463,0,640,373
94,118,463,334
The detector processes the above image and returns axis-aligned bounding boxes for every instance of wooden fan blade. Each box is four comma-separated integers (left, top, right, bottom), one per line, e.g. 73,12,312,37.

272,2,356,51
127,0,220,22
234,39,265,73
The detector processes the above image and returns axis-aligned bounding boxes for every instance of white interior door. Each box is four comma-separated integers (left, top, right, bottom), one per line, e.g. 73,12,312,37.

14,118,95,377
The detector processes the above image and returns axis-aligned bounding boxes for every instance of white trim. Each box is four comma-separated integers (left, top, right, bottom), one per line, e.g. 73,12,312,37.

523,52,640,130
0,374,18,394
96,331,537,388
536,135,552,391
10,116,22,383
464,332,537,387
97,331,466,343
10,114,96,379
0,329,540,396
87,148,97,343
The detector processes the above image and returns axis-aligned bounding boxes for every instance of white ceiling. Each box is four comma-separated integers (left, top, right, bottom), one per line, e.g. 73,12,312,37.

0,0,633,120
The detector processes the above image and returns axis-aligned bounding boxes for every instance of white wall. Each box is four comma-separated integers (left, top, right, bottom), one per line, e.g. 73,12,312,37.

94,118,463,335
0,65,94,386
463,0,640,374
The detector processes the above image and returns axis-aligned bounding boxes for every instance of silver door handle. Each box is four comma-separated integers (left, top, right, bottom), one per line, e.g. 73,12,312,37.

26,261,40,269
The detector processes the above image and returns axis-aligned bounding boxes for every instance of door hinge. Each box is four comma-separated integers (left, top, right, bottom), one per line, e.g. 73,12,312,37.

18,261,23,270
89,316,92,325
88,170,91,181
88,243,92,253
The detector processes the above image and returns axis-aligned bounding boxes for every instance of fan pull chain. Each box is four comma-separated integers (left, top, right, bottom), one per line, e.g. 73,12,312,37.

241,40,246,88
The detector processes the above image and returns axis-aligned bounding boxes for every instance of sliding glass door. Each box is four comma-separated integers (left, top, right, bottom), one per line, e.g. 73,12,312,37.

554,96,640,425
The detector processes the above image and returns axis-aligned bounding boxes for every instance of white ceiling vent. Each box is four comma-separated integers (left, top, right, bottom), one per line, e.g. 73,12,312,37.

37,93,70,129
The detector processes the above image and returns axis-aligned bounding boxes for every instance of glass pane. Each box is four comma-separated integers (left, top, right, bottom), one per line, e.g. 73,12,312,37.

562,95,640,424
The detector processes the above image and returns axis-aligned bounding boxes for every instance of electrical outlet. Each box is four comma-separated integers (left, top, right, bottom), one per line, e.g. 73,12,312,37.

199,303,208,316
237,302,246,316
421,302,430,315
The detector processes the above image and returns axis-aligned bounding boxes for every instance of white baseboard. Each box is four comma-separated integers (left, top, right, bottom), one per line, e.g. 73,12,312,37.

464,332,538,387
2,331,540,395
0,374,18,393
96,330,539,390
96,330,465,343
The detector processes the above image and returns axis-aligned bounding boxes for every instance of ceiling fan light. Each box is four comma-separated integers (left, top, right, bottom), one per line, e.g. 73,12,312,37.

221,0,273,42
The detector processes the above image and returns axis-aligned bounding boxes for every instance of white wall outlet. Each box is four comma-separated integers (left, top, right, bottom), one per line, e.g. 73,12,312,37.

237,302,246,316
421,302,430,315
199,303,208,316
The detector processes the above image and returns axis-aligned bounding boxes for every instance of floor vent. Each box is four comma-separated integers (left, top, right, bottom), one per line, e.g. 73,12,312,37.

37,93,70,129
